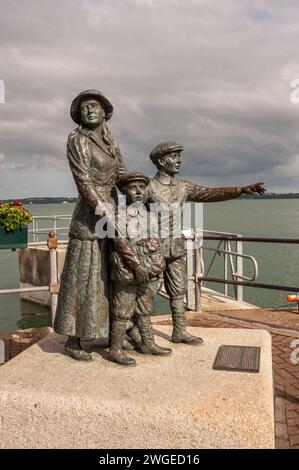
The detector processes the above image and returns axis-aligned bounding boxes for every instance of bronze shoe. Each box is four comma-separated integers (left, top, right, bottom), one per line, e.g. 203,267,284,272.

172,330,203,345
65,337,93,361
140,343,172,355
108,347,136,366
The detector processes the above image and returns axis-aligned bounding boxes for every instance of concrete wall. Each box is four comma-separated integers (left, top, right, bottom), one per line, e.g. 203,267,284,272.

19,245,67,306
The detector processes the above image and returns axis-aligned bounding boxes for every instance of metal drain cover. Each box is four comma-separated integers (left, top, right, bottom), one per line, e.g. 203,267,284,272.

213,345,261,372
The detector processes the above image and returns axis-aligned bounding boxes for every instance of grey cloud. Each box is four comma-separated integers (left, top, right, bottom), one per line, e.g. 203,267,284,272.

1,0,299,198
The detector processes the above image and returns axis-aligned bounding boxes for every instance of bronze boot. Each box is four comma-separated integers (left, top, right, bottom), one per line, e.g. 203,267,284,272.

171,311,203,345
108,320,136,366
137,315,172,355
65,336,93,361
170,296,203,345
123,334,134,350
127,324,142,348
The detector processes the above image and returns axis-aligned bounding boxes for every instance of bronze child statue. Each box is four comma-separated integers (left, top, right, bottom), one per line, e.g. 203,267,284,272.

147,142,265,346
108,172,172,366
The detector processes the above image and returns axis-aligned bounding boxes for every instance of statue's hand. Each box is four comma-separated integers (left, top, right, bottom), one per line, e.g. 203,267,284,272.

241,182,265,195
135,265,149,284
95,201,106,217
95,201,115,219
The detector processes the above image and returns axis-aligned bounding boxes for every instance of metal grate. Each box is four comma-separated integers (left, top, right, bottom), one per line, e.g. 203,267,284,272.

213,345,261,373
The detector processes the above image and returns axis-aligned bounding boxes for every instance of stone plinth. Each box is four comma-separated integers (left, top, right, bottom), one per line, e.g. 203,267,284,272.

0,327,274,448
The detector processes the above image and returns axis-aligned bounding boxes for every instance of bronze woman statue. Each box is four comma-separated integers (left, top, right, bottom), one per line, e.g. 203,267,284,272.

54,90,127,360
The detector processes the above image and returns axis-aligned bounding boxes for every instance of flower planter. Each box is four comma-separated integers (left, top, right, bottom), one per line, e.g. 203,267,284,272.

0,226,28,249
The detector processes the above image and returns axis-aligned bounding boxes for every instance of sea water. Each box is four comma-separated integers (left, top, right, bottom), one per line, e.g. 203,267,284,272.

0,199,298,331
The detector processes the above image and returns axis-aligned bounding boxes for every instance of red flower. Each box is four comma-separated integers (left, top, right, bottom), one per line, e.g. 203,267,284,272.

12,199,22,206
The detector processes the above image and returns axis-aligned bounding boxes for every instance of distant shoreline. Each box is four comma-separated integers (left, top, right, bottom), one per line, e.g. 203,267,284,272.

1,195,299,204
1,198,77,204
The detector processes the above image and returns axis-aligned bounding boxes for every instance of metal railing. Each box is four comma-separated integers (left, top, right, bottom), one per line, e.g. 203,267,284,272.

194,232,299,311
26,218,259,312
201,229,258,302
0,233,60,323
29,215,72,242
2,216,299,322
181,228,258,310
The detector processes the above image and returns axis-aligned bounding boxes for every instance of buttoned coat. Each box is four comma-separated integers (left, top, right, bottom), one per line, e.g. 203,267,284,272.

54,126,127,339
145,171,242,304
147,171,241,259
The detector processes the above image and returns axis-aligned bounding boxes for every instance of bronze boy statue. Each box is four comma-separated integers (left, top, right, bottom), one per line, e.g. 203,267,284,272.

108,172,172,366
147,142,265,345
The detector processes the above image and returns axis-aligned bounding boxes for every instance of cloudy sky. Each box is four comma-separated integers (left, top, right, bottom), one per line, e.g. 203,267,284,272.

1,0,299,198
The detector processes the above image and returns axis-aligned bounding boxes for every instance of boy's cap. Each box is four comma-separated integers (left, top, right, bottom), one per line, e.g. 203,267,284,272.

149,142,183,165
117,172,149,190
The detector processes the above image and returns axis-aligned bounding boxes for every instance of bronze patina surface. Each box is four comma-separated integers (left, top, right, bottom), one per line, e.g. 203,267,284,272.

108,172,171,366
54,90,127,360
213,345,261,372
147,141,265,346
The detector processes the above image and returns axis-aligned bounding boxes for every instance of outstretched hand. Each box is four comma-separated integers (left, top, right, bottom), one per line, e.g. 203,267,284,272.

241,182,266,195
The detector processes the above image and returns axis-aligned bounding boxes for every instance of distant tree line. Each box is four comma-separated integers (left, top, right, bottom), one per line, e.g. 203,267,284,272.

2,194,299,204
241,193,299,199
1,197,77,204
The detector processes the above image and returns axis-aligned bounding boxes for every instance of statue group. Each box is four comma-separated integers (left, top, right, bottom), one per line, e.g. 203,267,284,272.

54,90,265,366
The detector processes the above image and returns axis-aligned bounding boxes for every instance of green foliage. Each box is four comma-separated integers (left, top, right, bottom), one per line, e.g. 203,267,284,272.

0,200,32,232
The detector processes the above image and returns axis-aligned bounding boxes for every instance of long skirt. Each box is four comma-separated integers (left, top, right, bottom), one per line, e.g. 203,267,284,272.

54,237,111,339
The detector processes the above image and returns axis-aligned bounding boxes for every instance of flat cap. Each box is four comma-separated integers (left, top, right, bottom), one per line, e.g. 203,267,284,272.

117,172,149,190
149,141,183,165
70,89,113,124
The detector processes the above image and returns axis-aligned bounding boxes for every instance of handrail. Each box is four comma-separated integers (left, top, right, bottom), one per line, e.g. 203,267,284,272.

195,226,299,307
203,235,299,243
0,233,59,324
28,240,67,247
203,229,243,237
28,227,70,233
0,286,49,295
30,215,72,242
199,232,247,303
31,215,72,219
203,246,258,282
197,276,299,293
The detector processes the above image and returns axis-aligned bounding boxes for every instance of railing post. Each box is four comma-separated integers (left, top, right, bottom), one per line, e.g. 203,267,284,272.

224,240,228,297
0,339,5,364
47,232,59,325
236,235,244,301
194,247,202,312
35,219,39,243
186,236,195,310
33,219,36,243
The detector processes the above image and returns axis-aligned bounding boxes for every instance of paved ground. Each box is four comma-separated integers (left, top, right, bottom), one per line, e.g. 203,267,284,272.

1,309,299,449
0,328,51,363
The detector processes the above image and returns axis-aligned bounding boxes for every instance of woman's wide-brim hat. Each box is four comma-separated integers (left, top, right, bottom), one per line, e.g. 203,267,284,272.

70,89,113,124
